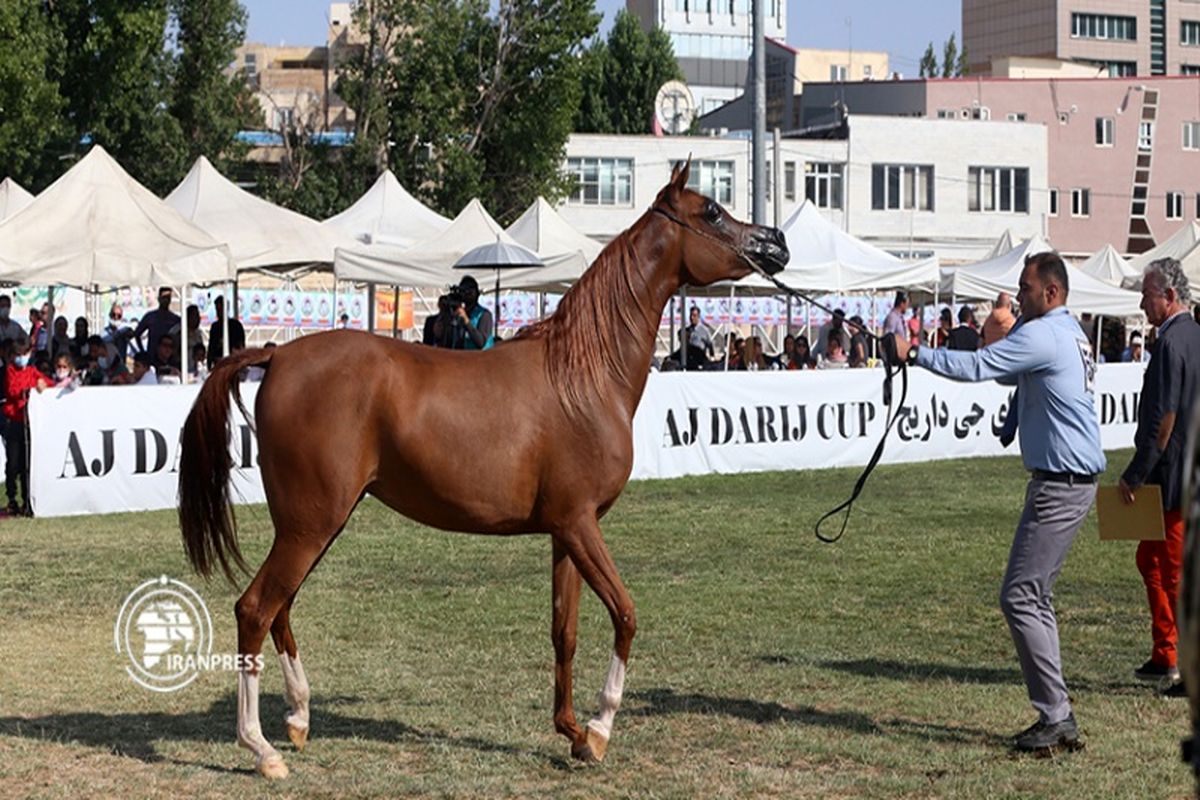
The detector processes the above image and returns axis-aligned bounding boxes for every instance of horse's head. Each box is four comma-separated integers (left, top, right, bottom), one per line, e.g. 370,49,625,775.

653,158,789,287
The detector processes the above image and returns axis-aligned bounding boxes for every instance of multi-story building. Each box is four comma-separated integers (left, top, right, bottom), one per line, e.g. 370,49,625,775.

800,75,1200,255
700,39,890,132
964,0,1200,77
559,115,1048,263
233,3,362,135
626,0,787,114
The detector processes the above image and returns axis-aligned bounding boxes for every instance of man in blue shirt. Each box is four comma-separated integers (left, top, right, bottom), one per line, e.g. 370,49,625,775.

891,251,1103,753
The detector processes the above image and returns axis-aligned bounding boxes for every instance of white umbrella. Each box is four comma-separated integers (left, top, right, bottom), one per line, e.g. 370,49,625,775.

453,237,544,337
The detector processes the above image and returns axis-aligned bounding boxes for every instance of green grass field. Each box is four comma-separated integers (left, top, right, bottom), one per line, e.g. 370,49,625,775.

0,450,1192,799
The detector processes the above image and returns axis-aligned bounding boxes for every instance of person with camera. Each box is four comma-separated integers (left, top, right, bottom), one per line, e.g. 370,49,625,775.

432,275,494,350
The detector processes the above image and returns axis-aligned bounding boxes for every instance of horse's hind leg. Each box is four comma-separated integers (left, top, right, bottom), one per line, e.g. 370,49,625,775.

551,540,585,753
555,515,637,763
270,596,311,751
235,537,327,779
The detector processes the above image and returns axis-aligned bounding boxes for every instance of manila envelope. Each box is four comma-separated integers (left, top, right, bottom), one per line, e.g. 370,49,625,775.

1097,485,1165,541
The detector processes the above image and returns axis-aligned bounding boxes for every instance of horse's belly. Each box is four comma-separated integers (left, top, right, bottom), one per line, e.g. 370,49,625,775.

365,468,542,535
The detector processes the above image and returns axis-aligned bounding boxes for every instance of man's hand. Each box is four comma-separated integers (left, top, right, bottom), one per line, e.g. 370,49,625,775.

1118,477,1136,505
455,306,469,324
891,334,911,364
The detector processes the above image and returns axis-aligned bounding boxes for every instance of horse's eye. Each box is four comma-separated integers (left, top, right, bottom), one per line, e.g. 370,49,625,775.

705,202,722,223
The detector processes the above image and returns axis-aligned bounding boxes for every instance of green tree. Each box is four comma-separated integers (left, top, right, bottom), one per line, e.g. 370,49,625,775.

49,0,187,193
957,45,970,77
575,10,683,134
0,1,66,189
919,42,938,79
941,33,959,79
169,0,257,170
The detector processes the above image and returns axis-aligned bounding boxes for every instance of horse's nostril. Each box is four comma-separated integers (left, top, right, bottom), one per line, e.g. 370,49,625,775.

772,228,787,248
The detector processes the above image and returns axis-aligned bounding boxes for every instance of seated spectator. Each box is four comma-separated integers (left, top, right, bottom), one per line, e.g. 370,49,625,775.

129,352,159,385
153,333,182,380
814,309,850,358
933,307,953,347
71,316,89,359
104,302,134,360
191,342,208,379
848,315,868,368
777,334,797,369
793,335,814,369
726,336,745,370
50,353,77,389
26,307,43,352
818,335,849,369
50,316,72,361
1122,332,1149,363
948,306,981,351
740,336,768,371
82,335,128,385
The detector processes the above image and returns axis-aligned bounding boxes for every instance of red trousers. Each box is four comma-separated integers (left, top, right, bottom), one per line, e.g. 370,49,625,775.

1137,509,1184,667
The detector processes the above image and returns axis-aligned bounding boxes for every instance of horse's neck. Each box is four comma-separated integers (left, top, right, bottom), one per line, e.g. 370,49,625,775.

605,217,682,415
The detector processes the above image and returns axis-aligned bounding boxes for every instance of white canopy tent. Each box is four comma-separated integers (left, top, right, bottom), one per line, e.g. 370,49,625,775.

733,201,940,294
0,178,34,222
166,156,357,270
334,198,523,288
0,146,233,287
1077,244,1138,286
939,236,1143,316
985,228,1022,260
501,197,604,291
1128,221,1200,275
323,170,451,248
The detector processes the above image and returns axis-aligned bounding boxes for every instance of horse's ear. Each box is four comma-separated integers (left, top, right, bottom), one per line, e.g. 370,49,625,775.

670,156,692,192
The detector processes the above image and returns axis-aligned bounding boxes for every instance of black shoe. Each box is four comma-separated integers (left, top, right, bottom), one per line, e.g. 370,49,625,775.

19,505,32,518
1134,659,1180,683
1162,680,1188,698
5,501,18,517
1013,714,1081,752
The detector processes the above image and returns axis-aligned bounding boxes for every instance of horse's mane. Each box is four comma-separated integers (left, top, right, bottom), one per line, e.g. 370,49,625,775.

515,214,662,419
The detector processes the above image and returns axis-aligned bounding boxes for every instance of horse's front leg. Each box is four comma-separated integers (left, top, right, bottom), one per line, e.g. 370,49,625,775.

550,538,587,754
557,515,637,763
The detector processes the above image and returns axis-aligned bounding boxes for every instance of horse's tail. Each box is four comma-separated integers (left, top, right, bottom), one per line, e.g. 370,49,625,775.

179,347,275,584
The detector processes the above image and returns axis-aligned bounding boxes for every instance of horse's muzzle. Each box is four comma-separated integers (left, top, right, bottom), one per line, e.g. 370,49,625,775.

745,227,789,275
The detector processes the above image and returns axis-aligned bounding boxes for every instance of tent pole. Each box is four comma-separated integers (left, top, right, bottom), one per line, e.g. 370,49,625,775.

680,287,688,369
223,281,231,358
392,285,399,338
331,277,338,330
367,284,376,334
179,284,188,385
668,297,676,362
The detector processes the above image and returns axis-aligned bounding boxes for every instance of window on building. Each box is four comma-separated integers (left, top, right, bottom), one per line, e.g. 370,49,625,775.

871,164,934,211
804,162,844,209
673,159,734,205
1183,20,1200,46
1139,121,1155,150
1071,13,1137,41
1095,117,1115,146
1185,65,1200,75
968,167,1030,213
1167,191,1185,219
566,157,634,206
830,64,848,82
784,161,796,201
1184,121,1200,150
1049,188,1059,216
1071,188,1091,217
243,53,257,79
1007,112,1027,122
273,107,294,130
1084,60,1138,77
971,106,991,120
863,64,873,78
936,109,956,119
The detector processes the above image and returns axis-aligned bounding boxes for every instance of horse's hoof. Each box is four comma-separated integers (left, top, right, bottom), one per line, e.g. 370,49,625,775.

257,754,290,780
286,722,308,752
584,723,609,762
570,739,596,763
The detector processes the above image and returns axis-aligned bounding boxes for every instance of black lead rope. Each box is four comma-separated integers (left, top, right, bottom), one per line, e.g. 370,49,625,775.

651,205,910,543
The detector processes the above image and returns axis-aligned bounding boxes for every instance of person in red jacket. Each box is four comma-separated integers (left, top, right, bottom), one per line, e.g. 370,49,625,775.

4,336,46,516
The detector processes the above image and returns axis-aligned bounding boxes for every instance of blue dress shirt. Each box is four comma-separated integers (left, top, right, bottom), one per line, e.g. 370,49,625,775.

916,307,1106,475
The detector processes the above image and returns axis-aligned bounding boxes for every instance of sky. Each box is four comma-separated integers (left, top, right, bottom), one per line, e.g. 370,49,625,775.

242,0,961,78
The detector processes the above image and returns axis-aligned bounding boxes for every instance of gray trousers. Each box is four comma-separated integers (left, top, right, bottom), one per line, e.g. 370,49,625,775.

1000,478,1096,724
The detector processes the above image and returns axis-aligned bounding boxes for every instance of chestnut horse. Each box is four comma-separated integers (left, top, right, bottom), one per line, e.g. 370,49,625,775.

178,161,788,779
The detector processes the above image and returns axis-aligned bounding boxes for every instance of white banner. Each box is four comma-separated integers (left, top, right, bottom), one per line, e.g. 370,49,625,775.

26,366,1144,517
28,384,265,518
630,365,1143,480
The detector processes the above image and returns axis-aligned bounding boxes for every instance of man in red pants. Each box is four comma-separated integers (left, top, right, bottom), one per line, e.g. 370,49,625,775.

1120,258,1200,695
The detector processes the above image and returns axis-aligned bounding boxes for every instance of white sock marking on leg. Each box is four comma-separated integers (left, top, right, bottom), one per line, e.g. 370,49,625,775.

237,669,282,766
587,653,626,740
278,652,310,731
